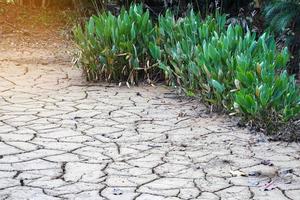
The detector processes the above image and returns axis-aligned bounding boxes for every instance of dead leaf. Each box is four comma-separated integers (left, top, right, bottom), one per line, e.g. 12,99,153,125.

230,170,247,177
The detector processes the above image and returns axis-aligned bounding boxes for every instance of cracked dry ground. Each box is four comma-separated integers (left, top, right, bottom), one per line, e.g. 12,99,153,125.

0,37,300,200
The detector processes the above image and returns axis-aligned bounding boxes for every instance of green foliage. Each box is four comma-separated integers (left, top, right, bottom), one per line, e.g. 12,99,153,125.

155,10,227,96
153,10,300,132
74,4,157,83
74,4,300,135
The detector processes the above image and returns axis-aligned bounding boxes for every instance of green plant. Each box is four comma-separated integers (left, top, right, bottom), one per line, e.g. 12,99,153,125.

151,10,226,94
151,10,300,133
74,4,157,83
233,35,299,131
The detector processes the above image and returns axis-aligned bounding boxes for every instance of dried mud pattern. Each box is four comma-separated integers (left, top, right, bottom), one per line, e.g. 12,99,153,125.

0,39,300,200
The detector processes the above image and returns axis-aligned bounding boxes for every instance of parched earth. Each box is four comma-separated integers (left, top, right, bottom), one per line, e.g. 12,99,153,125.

0,35,300,200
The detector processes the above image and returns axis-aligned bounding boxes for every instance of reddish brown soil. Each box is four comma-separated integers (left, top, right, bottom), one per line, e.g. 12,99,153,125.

0,2,74,44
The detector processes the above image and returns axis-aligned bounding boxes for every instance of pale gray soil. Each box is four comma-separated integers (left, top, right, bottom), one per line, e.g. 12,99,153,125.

0,35,299,200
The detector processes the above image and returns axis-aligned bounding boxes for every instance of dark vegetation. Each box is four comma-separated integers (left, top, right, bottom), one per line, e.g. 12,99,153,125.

264,0,300,77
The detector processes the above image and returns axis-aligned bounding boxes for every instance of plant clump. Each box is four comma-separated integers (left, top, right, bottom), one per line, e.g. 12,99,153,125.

74,4,158,83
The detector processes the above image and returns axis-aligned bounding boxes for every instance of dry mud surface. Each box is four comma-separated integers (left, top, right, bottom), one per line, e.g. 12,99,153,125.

0,35,300,200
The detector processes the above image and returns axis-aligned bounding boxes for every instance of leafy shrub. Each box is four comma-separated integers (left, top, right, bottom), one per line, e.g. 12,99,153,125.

74,4,157,83
151,10,226,94
150,10,300,133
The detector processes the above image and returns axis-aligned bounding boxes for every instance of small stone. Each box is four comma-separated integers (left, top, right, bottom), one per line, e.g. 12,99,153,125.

248,171,261,177
113,188,123,195
20,179,24,186
260,160,273,166
279,168,294,176
282,174,293,184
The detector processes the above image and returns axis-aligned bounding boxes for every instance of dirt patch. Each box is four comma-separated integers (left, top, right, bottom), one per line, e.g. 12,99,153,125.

0,2,76,42
0,2,76,68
